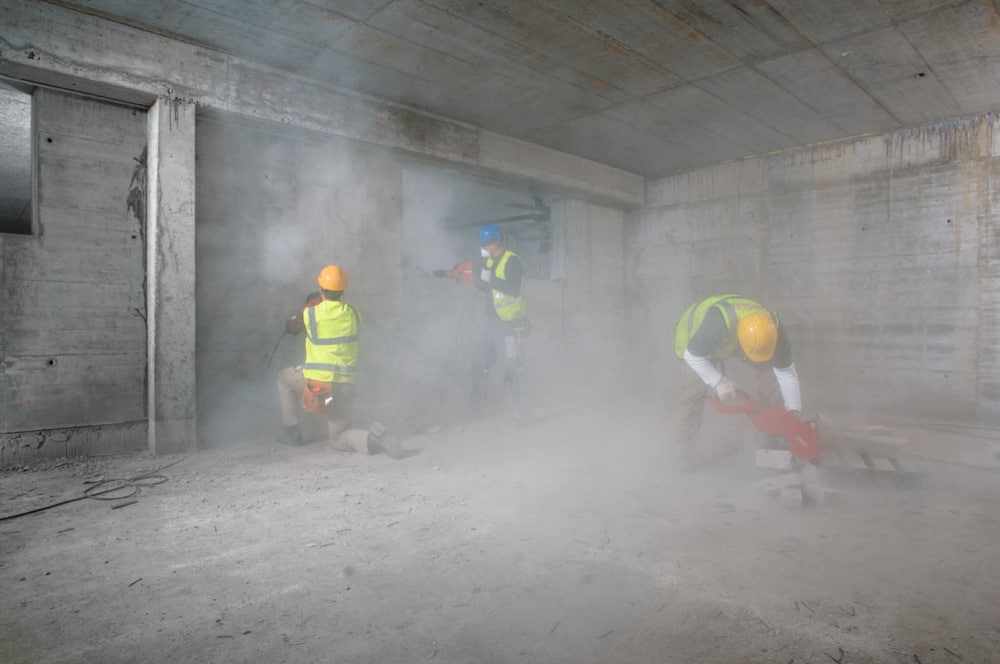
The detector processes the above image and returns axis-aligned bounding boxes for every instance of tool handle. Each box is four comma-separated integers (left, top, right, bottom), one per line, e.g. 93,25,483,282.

709,389,760,415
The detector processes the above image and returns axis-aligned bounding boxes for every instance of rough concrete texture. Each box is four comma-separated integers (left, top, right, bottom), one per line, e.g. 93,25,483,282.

3,84,638,465
2,405,999,663
632,112,1000,423
0,0,643,208
8,1,1000,179
0,89,146,450
147,96,197,455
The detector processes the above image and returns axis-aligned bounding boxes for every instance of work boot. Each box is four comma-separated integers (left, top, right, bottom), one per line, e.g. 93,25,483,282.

367,422,403,460
278,425,303,447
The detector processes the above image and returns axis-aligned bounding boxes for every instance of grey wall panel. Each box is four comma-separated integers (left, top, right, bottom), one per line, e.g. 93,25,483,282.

629,112,999,424
5,352,145,429
981,156,1000,406
1,88,146,437
544,198,629,409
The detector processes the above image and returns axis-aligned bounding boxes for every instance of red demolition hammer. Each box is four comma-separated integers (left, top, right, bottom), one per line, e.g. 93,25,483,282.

432,261,475,288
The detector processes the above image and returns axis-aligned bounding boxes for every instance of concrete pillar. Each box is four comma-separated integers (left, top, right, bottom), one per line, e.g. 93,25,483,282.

146,97,197,454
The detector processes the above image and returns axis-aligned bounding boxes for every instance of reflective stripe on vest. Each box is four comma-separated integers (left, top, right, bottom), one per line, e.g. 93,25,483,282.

487,250,527,322
673,294,768,359
303,301,360,383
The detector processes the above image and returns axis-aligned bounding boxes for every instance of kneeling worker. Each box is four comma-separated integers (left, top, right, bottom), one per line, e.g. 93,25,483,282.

277,264,401,459
672,294,803,470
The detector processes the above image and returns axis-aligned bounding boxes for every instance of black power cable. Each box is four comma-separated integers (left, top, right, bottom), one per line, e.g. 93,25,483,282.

263,331,288,374
0,454,188,522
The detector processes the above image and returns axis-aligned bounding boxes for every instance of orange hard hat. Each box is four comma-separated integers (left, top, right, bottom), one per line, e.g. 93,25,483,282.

737,312,777,362
317,264,347,291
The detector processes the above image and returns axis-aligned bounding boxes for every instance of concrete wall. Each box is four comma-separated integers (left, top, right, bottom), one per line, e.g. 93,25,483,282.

630,112,1000,424
0,89,147,464
0,95,633,462
0,0,642,462
548,199,629,409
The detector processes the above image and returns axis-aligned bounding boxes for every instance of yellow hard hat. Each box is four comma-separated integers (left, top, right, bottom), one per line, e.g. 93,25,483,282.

317,264,347,291
737,312,777,362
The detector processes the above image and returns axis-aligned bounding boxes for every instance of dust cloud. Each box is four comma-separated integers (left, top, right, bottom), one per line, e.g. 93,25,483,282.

395,167,555,433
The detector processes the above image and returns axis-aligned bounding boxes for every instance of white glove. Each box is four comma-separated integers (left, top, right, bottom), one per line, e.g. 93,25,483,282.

715,377,735,402
480,268,491,283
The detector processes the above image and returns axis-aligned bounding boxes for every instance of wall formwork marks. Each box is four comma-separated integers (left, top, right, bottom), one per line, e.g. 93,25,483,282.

631,113,999,422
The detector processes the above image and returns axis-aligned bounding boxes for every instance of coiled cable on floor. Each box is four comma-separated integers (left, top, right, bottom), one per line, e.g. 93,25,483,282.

0,454,188,522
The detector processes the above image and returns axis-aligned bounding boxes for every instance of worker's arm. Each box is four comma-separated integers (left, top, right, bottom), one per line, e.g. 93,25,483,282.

684,307,734,397
770,329,802,411
683,349,724,390
285,291,321,335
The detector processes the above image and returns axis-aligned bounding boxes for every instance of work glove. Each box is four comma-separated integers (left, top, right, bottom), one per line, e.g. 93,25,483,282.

432,269,447,277
714,377,736,402
480,268,491,283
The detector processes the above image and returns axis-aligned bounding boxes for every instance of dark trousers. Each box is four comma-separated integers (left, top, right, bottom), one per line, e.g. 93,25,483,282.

471,316,530,419
672,359,781,453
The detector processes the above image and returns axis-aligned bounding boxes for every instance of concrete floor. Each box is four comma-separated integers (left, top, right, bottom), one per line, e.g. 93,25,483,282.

2,404,999,664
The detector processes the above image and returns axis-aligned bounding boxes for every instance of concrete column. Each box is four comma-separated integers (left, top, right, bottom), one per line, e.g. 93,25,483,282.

146,97,197,454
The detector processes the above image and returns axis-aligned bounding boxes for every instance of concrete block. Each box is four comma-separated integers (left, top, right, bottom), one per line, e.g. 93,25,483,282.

752,472,802,496
756,449,793,470
802,482,838,506
779,487,804,508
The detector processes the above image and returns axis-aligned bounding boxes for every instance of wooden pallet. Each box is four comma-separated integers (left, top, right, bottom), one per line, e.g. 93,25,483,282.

818,426,923,488
750,425,924,507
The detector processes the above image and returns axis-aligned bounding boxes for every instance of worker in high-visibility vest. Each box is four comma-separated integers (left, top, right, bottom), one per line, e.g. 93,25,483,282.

672,294,803,470
471,224,532,423
277,264,402,458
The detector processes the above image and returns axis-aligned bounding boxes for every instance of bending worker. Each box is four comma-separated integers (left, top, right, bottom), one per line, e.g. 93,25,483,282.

277,264,401,459
672,294,802,470
471,224,532,422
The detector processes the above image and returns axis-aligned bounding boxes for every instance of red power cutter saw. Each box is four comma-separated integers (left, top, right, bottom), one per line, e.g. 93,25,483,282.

710,390,820,461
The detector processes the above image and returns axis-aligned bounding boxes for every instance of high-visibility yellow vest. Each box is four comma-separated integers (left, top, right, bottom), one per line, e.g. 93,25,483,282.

673,295,768,359
487,250,527,321
302,300,360,384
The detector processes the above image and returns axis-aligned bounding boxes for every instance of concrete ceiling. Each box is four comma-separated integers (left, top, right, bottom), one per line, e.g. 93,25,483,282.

51,0,1000,178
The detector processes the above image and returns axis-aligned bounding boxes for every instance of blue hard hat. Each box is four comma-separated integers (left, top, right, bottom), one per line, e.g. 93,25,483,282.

479,224,502,245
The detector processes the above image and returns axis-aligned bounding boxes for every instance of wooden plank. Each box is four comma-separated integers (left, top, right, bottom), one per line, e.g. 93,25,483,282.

825,429,912,458
829,448,870,470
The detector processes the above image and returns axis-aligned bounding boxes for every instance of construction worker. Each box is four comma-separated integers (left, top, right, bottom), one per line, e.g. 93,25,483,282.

276,265,402,459
672,294,802,470
471,224,532,422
